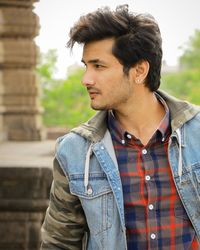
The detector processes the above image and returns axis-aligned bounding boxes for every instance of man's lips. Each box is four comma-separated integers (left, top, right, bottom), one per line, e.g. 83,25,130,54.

88,92,99,99
87,88,100,98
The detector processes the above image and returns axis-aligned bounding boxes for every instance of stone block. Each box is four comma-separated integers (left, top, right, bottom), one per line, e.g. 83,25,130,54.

47,126,68,140
0,0,38,8
0,140,54,248
0,212,44,250
0,38,38,67
7,127,45,141
0,7,39,37
4,113,46,140
0,166,52,249
0,69,38,95
0,104,43,114
0,167,52,201
0,218,27,244
0,95,39,105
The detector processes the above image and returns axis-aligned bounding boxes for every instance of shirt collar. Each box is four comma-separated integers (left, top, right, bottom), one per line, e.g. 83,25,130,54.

155,92,170,139
108,110,126,144
108,92,170,145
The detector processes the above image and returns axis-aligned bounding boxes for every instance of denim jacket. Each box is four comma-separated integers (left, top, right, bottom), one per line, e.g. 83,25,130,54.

41,90,200,250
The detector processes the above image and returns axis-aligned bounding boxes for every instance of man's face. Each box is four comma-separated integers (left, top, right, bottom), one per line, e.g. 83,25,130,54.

81,38,134,111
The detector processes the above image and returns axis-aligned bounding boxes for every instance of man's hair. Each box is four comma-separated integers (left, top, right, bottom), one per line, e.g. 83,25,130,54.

67,5,162,91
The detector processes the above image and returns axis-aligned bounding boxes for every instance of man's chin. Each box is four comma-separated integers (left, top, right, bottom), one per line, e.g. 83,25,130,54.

91,106,103,111
91,104,108,111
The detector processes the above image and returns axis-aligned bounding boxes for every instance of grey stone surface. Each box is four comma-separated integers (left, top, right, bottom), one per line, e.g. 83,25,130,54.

0,140,55,250
0,140,55,168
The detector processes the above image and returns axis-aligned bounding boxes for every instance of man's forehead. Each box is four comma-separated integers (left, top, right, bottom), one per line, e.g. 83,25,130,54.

83,38,114,51
82,39,115,61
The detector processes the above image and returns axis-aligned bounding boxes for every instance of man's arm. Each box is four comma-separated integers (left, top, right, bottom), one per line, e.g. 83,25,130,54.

41,157,87,250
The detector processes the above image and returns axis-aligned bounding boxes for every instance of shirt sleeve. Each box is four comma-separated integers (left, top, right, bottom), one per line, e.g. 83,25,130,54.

41,157,87,250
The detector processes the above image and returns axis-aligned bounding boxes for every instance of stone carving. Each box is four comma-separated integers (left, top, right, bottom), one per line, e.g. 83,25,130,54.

0,0,45,141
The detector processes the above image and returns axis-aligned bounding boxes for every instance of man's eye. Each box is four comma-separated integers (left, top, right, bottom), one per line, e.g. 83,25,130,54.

95,64,103,69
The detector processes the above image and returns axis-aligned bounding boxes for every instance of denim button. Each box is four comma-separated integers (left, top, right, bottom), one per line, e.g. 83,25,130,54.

87,187,93,195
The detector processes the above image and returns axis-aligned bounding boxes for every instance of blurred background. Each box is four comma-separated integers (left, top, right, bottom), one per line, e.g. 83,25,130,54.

0,0,199,249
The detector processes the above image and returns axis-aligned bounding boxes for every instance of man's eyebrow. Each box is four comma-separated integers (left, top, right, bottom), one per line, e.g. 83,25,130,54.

81,59,106,64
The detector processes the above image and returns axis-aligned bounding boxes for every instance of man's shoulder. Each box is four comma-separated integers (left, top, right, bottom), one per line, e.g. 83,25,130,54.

55,131,89,171
56,131,87,151
187,111,200,126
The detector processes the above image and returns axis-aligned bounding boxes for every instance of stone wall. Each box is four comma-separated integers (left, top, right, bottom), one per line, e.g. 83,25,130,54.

0,166,52,250
0,0,45,141
0,140,55,250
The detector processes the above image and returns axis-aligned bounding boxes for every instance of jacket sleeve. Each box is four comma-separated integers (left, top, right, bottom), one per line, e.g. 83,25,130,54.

41,157,87,250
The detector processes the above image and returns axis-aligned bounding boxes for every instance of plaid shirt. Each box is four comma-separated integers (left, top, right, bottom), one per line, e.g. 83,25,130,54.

108,94,199,250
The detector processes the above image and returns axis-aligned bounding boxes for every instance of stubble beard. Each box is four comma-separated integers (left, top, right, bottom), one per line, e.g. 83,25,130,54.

90,93,130,111
89,76,132,111
90,102,110,111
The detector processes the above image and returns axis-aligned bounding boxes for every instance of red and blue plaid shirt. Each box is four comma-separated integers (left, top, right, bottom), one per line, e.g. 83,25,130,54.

108,94,199,249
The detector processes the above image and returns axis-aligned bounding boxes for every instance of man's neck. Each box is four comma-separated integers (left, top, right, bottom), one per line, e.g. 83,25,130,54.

114,91,165,146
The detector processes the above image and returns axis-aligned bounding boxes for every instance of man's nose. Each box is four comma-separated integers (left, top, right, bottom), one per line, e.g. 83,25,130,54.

81,71,95,86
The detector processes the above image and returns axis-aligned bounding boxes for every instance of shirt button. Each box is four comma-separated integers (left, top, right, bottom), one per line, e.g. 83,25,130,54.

142,149,147,154
145,175,151,181
162,137,165,142
101,146,104,150
148,204,154,210
151,233,156,240
126,134,132,139
121,139,125,145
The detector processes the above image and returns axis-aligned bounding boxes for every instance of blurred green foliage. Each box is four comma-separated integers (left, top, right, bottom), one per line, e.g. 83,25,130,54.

161,70,200,104
37,49,59,89
179,29,200,70
37,49,95,128
161,29,200,105
37,30,200,128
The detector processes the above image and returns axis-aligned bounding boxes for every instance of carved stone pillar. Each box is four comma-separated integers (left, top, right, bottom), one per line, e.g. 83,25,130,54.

0,0,45,140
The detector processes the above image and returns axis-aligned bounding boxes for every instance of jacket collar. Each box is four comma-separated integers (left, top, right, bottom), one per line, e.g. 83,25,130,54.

71,110,108,142
157,90,200,131
72,90,200,141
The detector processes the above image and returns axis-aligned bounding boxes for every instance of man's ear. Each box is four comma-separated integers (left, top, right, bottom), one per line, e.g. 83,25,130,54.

134,60,150,84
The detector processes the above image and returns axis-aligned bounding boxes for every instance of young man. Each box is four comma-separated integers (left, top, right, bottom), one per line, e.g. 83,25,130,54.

41,5,200,250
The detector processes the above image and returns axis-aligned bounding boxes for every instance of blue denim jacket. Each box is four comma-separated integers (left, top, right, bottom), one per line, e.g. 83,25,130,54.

41,91,200,249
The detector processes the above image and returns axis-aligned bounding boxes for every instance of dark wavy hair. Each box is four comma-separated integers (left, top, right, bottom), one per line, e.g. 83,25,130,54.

67,5,162,91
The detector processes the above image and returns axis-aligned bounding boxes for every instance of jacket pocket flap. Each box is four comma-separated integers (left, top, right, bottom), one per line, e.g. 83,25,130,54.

69,173,112,199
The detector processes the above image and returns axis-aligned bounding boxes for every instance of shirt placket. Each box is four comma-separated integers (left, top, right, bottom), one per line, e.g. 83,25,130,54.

141,145,158,250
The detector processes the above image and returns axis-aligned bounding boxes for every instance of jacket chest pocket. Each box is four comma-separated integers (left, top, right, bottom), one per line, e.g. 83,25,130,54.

192,164,200,199
69,173,114,235
178,163,200,203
